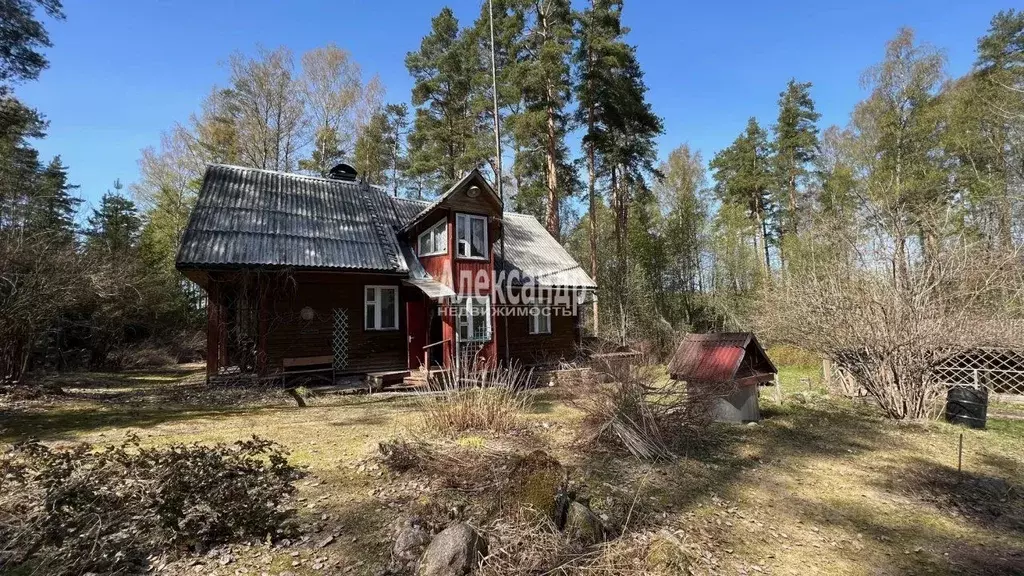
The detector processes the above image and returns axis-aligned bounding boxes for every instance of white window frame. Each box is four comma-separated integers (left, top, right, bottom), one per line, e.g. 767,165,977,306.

528,302,552,335
417,220,447,257
364,285,399,331
455,213,488,260
455,295,492,342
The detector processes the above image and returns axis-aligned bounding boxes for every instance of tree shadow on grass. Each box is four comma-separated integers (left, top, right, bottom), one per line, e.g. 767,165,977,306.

873,456,1024,538
786,494,1024,575
573,395,1024,574
0,403,299,443
580,399,896,510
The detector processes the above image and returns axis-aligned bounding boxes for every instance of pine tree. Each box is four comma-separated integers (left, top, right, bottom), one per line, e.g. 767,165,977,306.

405,8,482,185
86,180,141,253
607,47,664,342
467,0,525,183
573,0,624,329
711,118,775,274
0,0,65,86
771,79,820,249
29,155,80,244
514,0,575,239
948,10,1024,250
0,95,45,229
573,0,661,338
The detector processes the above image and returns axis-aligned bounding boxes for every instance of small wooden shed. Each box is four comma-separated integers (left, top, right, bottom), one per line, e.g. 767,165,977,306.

668,332,777,422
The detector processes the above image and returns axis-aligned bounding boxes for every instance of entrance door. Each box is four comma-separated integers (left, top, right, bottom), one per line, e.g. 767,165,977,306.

406,299,426,369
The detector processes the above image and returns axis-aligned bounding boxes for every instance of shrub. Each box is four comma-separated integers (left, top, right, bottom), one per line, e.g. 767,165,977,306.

0,436,302,576
418,362,533,435
106,343,177,370
758,240,1022,420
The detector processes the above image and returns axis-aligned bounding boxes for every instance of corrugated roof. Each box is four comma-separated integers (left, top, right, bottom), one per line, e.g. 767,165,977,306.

668,333,776,384
177,164,596,289
390,197,596,289
177,164,406,272
398,170,501,234
496,212,597,288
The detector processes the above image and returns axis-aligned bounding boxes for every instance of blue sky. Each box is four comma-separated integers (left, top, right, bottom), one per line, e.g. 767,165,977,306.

17,0,1012,213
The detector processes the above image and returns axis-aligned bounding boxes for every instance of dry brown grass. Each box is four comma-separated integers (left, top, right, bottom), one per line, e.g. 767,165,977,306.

417,362,534,435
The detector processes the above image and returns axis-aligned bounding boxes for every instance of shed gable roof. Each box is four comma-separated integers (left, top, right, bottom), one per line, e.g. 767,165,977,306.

668,332,777,384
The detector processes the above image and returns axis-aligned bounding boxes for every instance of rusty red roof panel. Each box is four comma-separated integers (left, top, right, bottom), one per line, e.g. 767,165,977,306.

668,332,755,383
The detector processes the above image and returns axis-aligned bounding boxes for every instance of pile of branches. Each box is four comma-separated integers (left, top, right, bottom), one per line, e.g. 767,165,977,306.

574,360,724,460
378,438,521,492
0,435,303,576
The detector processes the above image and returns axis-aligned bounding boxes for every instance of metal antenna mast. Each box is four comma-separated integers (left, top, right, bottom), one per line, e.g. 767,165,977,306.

489,0,510,360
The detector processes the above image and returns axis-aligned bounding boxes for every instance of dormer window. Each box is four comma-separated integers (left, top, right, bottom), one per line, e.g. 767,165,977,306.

456,213,488,259
418,220,447,256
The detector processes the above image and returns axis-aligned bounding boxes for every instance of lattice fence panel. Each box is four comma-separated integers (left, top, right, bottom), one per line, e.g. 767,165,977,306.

332,309,349,372
934,348,1024,396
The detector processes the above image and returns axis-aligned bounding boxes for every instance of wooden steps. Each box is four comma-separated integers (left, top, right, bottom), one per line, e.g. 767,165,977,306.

366,370,410,392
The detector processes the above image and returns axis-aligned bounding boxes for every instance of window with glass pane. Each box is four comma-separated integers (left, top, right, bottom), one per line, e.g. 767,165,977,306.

433,223,447,253
418,221,446,256
456,296,491,342
456,214,487,258
380,288,396,329
529,304,551,334
364,286,398,330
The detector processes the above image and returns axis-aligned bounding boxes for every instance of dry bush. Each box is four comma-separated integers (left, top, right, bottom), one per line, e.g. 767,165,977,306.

417,361,534,435
575,360,723,460
479,517,710,575
0,436,302,575
479,515,583,576
377,438,514,486
760,241,1022,420
106,341,177,370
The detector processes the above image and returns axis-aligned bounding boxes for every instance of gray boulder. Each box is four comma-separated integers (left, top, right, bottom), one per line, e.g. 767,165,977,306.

564,501,604,546
393,518,431,572
418,523,487,576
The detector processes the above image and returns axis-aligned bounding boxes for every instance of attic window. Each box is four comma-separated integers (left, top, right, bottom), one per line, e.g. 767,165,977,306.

418,220,447,256
456,213,487,259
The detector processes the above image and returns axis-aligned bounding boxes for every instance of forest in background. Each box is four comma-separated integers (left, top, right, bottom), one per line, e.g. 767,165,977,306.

2,2,1023,402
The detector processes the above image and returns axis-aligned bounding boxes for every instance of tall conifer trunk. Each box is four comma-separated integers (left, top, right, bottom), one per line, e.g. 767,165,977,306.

546,96,560,239
586,37,599,333
541,3,560,241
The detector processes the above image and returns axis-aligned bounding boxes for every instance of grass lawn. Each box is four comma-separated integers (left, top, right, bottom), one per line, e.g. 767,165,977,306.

1,364,1021,575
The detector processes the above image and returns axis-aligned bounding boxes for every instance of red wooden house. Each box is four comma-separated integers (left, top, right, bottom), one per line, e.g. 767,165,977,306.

176,164,596,384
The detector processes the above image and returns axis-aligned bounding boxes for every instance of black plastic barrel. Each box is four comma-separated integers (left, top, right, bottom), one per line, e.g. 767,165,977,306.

945,386,988,429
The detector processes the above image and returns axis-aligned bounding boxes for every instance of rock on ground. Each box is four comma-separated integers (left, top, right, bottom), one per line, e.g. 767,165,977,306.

393,517,431,572
564,501,605,547
418,523,487,576
509,450,566,522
